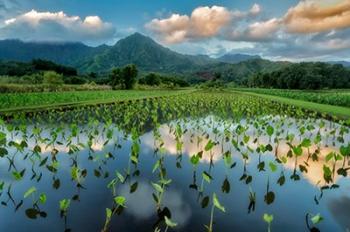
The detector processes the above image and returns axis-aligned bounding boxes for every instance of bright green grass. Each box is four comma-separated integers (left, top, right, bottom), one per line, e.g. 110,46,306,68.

235,88,350,108
0,89,194,113
232,90,350,119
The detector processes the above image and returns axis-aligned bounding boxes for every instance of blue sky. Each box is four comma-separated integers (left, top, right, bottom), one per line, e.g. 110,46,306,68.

0,0,350,61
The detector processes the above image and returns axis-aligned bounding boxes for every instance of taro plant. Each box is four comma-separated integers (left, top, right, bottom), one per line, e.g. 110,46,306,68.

23,186,47,219
59,198,71,232
263,213,274,232
205,193,225,232
102,196,127,232
306,213,323,232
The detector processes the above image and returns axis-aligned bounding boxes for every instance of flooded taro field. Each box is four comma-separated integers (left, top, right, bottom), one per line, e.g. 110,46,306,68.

0,92,349,232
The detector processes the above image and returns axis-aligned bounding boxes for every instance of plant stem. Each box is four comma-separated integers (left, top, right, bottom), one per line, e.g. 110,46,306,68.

209,203,215,232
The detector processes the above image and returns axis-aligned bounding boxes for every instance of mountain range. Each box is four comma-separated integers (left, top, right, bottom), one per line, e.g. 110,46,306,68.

216,53,262,64
328,61,350,68
3,32,344,83
0,33,217,74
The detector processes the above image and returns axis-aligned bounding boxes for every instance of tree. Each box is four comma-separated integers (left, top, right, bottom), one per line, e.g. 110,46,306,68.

144,73,161,86
43,71,64,85
214,72,222,81
65,76,87,85
32,59,77,76
109,65,138,89
123,64,138,89
110,68,123,89
88,72,97,79
246,62,350,90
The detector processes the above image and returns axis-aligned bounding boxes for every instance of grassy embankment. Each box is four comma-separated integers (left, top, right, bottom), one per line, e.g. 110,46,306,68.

0,83,111,93
236,88,350,107
0,89,194,114
232,88,350,119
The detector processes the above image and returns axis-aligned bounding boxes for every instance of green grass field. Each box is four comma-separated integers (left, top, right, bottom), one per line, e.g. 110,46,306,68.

1,88,350,119
0,89,193,113
231,89,350,119
235,88,350,107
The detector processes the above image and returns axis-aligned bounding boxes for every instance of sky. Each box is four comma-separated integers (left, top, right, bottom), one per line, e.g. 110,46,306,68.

0,0,349,61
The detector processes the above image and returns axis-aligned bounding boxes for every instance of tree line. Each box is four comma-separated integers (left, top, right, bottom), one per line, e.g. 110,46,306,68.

247,62,350,89
109,65,189,89
0,59,77,77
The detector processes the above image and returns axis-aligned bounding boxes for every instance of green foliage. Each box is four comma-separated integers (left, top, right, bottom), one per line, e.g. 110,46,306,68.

0,90,191,112
196,59,289,84
213,193,225,212
247,62,350,89
263,213,274,232
43,71,64,85
0,59,77,77
311,214,323,224
110,68,123,88
199,80,226,89
123,64,138,89
238,88,350,108
0,83,110,93
0,90,347,231
114,196,126,207
139,73,161,86
59,199,70,214
63,76,87,85
110,64,138,89
32,59,77,76
164,216,177,228
24,186,37,198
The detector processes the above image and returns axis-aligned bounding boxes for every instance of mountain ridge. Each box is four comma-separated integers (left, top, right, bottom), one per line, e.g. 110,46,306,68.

79,32,218,74
0,33,292,83
216,53,262,64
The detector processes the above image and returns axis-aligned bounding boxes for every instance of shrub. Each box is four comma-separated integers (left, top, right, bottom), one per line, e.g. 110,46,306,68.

43,71,64,85
64,76,87,85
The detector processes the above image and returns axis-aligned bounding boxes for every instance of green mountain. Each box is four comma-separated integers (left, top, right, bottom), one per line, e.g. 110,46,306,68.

194,59,291,84
0,33,290,83
216,53,262,64
0,39,108,68
79,33,217,74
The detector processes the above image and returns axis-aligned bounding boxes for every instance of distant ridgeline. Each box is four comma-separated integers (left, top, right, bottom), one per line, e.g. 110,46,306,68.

0,33,349,89
0,59,77,77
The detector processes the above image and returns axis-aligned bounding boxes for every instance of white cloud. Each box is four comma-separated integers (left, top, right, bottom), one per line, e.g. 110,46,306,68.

146,0,350,60
146,4,262,44
249,3,262,15
284,0,350,33
145,13,190,43
189,6,232,38
228,18,281,42
0,10,116,43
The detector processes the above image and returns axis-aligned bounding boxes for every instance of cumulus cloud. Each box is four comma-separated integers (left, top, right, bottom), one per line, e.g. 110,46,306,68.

228,18,281,42
146,4,261,43
284,0,350,33
150,0,350,60
145,13,190,43
0,10,116,43
189,6,232,38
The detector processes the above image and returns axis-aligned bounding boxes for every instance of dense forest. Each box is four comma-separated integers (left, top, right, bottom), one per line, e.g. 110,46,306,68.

246,62,350,89
1,56,350,91
0,59,77,77
0,59,190,90
139,73,189,87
